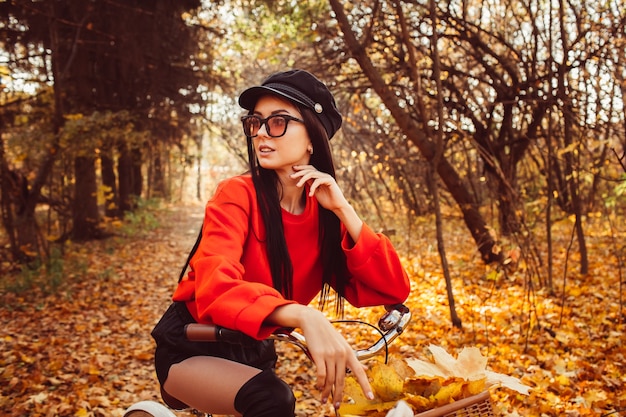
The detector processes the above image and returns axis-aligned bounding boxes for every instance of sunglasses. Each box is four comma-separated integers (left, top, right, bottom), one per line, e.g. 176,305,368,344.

241,114,304,138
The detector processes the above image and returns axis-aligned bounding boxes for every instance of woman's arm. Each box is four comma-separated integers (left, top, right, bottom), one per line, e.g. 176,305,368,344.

176,176,298,339
341,223,411,306
332,202,363,244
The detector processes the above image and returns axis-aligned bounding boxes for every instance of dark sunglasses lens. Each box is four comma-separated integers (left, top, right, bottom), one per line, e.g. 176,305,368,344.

267,116,287,136
243,117,260,136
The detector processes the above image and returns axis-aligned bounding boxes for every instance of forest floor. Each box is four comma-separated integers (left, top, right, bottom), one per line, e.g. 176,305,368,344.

0,203,624,417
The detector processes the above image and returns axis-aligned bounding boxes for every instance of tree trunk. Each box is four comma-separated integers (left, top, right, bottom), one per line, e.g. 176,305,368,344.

497,179,519,236
100,146,119,218
196,134,202,201
546,109,555,293
118,143,133,212
131,147,143,199
1,135,21,261
153,154,166,198
557,0,588,274
425,0,462,328
72,155,101,240
1,158,43,262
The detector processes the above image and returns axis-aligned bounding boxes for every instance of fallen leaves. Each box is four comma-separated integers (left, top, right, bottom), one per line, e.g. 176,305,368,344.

0,206,625,417
0,204,205,417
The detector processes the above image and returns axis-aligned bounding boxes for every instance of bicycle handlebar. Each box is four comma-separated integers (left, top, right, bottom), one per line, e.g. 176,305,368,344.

184,304,411,362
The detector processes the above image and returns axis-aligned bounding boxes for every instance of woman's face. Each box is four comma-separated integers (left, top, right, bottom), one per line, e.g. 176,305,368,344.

251,95,312,173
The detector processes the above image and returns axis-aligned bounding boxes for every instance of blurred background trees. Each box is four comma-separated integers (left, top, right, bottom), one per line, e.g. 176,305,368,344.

0,0,224,260
1,0,624,300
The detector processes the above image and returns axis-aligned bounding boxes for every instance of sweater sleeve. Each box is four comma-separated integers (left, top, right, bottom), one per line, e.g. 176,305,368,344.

173,176,296,339
341,223,411,307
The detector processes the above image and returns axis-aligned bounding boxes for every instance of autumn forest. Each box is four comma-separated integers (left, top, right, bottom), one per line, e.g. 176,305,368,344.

0,1,625,416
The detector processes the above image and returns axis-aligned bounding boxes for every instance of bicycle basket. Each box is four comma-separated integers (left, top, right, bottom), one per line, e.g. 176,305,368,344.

413,391,495,417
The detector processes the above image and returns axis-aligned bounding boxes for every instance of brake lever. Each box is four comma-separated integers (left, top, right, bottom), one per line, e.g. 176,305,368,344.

355,304,411,361
379,306,406,332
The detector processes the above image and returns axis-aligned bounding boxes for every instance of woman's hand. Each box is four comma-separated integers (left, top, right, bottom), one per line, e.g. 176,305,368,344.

290,165,348,212
266,305,375,409
300,308,375,409
291,165,363,242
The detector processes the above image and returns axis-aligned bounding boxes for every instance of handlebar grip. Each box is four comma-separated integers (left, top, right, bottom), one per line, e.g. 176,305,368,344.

185,323,258,345
185,323,219,342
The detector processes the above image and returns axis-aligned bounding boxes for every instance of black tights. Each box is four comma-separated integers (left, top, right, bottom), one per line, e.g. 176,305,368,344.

234,369,295,417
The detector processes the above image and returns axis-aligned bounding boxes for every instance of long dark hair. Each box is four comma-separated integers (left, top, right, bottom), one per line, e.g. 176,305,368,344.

245,103,350,313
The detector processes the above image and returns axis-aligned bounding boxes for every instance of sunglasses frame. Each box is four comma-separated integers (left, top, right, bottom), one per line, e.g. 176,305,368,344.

241,114,305,138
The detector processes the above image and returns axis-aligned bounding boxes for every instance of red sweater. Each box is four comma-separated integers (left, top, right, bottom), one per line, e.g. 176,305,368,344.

173,174,410,339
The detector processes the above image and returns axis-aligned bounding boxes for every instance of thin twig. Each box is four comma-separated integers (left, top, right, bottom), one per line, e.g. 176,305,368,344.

559,222,577,327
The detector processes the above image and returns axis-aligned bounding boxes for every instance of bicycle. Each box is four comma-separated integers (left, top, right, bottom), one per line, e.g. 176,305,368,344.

124,303,497,417
124,304,412,417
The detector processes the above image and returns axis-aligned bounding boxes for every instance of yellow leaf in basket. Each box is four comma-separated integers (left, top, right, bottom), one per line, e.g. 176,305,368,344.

388,356,416,380
338,399,395,415
339,375,380,415
405,393,435,413
433,377,464,406
463,377,486,396
374,401,405,413
404,375,443,397
370,362,405,402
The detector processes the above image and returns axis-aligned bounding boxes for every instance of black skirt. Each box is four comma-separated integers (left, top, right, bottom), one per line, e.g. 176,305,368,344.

151,302,278,387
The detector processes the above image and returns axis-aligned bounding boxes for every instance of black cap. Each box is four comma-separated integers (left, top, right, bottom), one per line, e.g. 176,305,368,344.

238,69,343,140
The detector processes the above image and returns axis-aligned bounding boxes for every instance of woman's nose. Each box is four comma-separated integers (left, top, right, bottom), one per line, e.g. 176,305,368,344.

257,121,270,137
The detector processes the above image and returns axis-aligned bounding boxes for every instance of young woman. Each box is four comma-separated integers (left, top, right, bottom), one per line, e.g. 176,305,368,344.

151,69,410,417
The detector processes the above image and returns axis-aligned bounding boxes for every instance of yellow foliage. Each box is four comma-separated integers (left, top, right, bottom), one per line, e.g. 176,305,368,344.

370,362,405,401
338,358,489,416
340,377,381,415
433,378,464,406
464,378,486,396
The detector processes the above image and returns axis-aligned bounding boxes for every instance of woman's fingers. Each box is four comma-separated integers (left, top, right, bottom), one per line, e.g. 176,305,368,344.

332,360,346,409
307,177,332,196
348,356,375,403
291,166,347,210
298,307,375,408
323,360,336,403
315,357,329,400
314,346,339,398
315,350,375,409
291,166,330,188
310,341,344,405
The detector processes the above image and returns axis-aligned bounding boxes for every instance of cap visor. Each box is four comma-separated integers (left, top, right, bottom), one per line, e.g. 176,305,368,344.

238,85,310,110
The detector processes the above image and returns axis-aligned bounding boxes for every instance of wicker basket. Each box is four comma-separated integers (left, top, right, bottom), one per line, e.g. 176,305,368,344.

413,391,495,417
